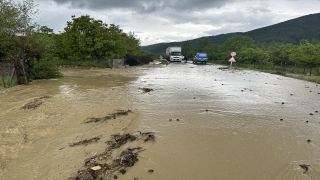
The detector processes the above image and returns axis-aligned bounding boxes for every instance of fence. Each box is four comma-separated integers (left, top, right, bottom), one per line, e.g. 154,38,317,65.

108,59,126,68
0,60,28,88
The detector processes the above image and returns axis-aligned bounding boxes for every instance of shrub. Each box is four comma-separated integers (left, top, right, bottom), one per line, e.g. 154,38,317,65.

28,60,62,80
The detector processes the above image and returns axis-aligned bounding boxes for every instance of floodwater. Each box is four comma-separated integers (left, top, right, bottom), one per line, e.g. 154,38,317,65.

1,62,320,180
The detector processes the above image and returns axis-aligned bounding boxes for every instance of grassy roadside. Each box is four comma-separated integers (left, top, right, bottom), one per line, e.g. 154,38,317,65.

211,60,320,84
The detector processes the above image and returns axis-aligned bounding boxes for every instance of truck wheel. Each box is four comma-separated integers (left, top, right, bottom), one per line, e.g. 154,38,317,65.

204,61,207,64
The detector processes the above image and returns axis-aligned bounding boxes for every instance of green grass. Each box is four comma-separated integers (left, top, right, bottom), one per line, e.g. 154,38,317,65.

285,74,320,84
213,61,320,84
160,60,169,65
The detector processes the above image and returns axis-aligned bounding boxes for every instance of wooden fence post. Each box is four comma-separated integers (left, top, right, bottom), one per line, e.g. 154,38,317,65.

0,67,6,88
14,62,20,84
20,59,28,84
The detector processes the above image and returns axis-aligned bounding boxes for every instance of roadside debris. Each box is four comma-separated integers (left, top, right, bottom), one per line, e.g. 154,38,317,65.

71,132,155,180
69,136,101,147
83,109,132,123
20,96,51,110
299,164,310,173
139,87,153,93
106,133,137,149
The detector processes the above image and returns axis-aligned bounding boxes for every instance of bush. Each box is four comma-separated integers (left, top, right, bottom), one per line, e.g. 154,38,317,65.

28,60,62,80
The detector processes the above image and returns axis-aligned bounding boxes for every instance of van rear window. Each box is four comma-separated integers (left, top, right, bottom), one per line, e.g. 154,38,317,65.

198,53,207,57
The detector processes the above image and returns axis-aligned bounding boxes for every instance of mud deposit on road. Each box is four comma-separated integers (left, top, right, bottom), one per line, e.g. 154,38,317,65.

1,63,320,180
0,67,149,180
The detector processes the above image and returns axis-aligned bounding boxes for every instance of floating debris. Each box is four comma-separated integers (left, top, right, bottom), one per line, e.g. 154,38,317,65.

83,110,132,123
299,164,310,173
139,87,154,93
73,132,153,180
107,133,137,149
140,132,156,142
310,113,314,115
119,169,126,174
148,169,154,172
69,136,101,147
119,147,143,167
20,96,51,110
307,139,311,143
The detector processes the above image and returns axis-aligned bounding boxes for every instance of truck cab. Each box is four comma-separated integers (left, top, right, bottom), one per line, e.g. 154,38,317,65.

166,47,184,62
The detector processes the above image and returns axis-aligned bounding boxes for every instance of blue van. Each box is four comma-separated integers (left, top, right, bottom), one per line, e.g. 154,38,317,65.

193,52,208,64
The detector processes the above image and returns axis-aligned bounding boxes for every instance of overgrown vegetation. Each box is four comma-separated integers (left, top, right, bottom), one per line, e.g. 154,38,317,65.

179,35,320,81
0,0,151,86
0,75,17,87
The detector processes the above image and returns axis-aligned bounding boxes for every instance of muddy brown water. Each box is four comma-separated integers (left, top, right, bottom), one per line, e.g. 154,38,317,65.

1,63,320,180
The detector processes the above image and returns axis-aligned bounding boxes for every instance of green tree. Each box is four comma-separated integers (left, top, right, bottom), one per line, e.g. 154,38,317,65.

0,0,38,61
241,47,266,68
182,40,192,57
268,43,295,70
62,15,141,65
290,40,319,75
196,37,211,52
222,35,256,53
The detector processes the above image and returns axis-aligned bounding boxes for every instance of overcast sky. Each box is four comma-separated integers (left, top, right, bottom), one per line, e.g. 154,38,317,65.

29,0,320,46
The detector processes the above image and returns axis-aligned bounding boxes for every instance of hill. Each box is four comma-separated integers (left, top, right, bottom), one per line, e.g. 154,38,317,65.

141,13,320,54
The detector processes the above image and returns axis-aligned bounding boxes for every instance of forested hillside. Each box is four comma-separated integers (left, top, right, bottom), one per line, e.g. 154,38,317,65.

142,13,320,54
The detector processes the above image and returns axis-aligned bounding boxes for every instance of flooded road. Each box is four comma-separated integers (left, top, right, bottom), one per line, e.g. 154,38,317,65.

1,63,320,180
125,62,320,180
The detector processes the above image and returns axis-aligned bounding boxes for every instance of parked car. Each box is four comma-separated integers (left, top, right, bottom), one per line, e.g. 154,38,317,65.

193,52,208,64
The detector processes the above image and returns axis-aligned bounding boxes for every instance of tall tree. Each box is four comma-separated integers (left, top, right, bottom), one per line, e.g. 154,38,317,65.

196,37,211,52
222,35,256,53
181,40,192,57
0,0,38,61
290,40,319,75
62,15,140,64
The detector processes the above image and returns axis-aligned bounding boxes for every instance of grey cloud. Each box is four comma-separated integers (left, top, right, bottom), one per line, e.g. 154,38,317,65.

46,0,232,13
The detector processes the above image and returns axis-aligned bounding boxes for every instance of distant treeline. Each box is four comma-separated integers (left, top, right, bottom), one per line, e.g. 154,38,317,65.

160,35,320,76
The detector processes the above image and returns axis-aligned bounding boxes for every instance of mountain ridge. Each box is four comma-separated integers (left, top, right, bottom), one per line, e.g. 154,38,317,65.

141,13,320,54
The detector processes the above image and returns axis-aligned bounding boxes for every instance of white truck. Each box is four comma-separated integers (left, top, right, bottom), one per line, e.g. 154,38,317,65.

166,47,184,62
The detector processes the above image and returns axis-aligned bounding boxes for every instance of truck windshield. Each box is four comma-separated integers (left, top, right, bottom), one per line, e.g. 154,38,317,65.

198,53,207,57
171,52,181,56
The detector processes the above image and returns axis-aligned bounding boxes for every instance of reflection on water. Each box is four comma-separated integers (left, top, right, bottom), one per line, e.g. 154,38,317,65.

59,84,75,97
125,63,320,180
